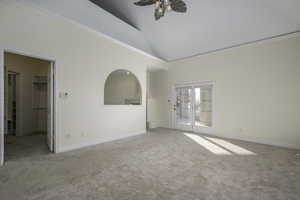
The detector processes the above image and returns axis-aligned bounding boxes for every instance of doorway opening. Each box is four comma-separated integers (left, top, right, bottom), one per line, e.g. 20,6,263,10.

2,52,55,163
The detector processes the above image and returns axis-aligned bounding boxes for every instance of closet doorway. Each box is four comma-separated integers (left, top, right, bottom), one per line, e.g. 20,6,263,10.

0,51,55,164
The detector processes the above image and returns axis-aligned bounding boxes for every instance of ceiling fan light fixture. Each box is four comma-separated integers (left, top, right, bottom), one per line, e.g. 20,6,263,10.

134,0,187,20
167,5,172,12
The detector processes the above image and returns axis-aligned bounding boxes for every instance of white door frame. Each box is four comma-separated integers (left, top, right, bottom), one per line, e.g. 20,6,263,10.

0,48,58,166
171,81,215,134
47,62,55,152
0,49,4,165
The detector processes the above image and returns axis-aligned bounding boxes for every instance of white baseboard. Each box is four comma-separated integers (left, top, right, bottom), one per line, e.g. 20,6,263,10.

57,127,299,153
193,131,300,150
58,130,146,153
215,135,300,150
158,127,300,150
147,121,161,129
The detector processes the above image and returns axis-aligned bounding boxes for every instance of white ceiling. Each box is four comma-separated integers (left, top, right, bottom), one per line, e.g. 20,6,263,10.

22,0,300,61
21,0,156,57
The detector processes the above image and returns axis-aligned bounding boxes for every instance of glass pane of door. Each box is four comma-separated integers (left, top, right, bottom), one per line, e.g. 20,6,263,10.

175,87,193,130
194,85,213,128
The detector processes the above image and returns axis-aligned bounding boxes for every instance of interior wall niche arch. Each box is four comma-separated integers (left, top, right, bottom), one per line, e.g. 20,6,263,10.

104,69,142,105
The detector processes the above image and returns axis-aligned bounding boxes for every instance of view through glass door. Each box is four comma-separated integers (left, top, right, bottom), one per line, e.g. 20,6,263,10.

175,86,194,131
174,83,213,133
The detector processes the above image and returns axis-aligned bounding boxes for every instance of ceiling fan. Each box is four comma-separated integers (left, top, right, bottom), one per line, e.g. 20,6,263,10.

134,0,187,21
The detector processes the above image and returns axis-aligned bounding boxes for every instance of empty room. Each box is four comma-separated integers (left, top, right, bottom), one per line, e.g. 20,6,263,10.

0,0,299,200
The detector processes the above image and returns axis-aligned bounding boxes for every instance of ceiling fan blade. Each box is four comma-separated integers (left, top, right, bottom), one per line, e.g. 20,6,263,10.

134,0,156,6
170,0,187,13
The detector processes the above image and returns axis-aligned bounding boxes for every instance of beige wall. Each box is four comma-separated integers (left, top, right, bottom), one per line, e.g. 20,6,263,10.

0,0,163,153
5,52,49,136
151,34,300,149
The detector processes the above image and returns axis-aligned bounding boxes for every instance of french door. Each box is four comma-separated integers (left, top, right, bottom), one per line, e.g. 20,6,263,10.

174,86,194,131
173,82,213,133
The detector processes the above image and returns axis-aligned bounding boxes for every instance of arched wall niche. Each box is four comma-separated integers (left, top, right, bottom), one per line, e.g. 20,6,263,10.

104,69,142,105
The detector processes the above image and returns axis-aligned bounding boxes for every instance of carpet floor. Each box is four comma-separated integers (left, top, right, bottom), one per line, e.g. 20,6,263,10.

0,128,299,200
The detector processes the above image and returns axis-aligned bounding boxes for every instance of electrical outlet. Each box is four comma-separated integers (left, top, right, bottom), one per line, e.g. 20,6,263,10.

81,132,85,137
65,133,71,139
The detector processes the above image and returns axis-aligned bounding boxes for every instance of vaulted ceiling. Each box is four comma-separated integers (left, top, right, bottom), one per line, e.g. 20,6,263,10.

23,0,300,61
90,0,300,61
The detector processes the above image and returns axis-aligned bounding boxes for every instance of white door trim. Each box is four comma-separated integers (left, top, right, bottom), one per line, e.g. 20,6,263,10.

0,48,4,166
0,48,58,166
47,61,55,152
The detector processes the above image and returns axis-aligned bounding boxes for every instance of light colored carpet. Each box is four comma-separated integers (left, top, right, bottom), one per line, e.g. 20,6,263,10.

0,128,299,200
